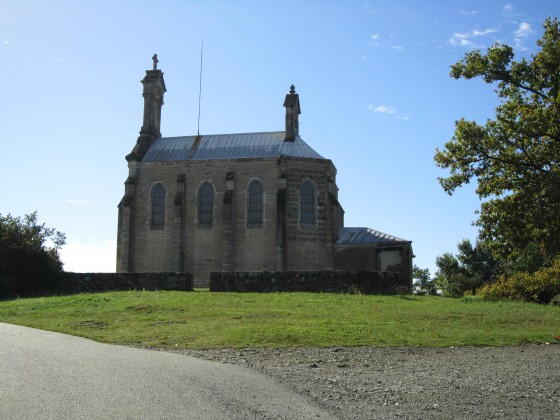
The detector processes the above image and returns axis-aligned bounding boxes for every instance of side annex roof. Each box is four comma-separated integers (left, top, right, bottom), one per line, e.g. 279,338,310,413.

336,227,411,245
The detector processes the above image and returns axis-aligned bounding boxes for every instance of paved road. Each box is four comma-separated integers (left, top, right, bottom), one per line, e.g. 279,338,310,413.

0,323,334,419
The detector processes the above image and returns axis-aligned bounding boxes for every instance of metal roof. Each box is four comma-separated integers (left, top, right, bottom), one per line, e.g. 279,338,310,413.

142,131,325,162
336,227,411,245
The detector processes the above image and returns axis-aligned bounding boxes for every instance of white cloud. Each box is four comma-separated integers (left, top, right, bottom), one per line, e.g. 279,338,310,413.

370,34,404,51
514,22,532,51
367,104,409,120
460,10,478,16
502,4,514,16
472,28,498,36
449,27,498,48
60,240,116,272
515,22,532,38
370,33,381,46
3,40,9,45
50,57,63,62
449,33,473,47
368,104,396,114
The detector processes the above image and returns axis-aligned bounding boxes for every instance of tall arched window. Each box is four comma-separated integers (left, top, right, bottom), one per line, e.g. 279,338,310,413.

151,183,166,229
300,180,316,224
198,182,214,227
247,180,263,226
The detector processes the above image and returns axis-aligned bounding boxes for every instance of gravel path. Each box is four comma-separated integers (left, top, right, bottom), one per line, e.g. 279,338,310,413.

177,344,560,419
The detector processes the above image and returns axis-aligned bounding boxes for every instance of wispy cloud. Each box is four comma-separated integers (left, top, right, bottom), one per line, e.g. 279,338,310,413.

370,33,404,52
514,22,532,38
513,22,533,51
502,4,514,17
460,9,478,16
367,104,409,120
449,27,498,48
449,32,473,47
2,40,9,45
472,28,497,36
368,104,395,114
371,33,381,47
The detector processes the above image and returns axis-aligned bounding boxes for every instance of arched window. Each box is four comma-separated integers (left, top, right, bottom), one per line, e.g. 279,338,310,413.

198,182,214,227
300,180,316,224
247,180,263,226
151,183,166,229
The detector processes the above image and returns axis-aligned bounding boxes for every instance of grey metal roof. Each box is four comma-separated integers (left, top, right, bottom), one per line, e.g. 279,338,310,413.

336,227,411,245
142,131,325,162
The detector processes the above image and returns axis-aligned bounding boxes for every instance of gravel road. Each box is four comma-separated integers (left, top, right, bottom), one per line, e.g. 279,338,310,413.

178,344,560,419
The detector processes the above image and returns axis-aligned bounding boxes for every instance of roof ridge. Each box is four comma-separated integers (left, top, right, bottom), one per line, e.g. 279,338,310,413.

162,130,287,140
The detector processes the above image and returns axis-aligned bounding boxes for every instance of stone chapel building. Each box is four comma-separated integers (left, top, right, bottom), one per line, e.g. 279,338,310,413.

117,57,413,287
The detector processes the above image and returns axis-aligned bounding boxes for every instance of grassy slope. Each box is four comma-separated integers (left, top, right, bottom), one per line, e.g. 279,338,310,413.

0,291,558,349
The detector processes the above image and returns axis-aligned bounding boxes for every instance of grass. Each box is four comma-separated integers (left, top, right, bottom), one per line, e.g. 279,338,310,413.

0,291,559,349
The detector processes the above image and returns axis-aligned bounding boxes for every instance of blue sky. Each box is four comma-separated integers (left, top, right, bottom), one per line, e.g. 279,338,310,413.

1,1,557,275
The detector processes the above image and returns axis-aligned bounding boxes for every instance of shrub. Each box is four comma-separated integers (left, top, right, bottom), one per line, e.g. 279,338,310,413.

478,256,560,304
0,212,65,299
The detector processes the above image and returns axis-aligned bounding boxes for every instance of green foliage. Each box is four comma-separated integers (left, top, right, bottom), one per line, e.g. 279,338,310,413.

412,265,436,295
478,256,560,304
435,18,560,261
503,241,553,275
0,212,66,298
434,239,499,297
0,291,559,348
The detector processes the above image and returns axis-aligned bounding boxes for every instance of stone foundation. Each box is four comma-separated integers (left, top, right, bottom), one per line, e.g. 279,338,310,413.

209,271,410,294
47,272,193,295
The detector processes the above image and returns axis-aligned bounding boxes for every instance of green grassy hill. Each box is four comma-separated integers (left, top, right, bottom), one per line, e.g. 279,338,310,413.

0,291,558,349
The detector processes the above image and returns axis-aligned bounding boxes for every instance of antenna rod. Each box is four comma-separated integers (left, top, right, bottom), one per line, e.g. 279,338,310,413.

197,41,204,135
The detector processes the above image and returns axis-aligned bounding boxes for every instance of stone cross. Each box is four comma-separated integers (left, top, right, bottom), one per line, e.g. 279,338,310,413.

152,54,158,70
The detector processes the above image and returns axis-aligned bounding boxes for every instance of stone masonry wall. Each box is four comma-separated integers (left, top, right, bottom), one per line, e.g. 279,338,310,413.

119,156,341,287
47,272,193,295
209,271,410,294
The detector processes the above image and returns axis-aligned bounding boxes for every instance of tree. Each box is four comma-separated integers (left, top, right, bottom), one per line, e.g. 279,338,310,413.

434,18,560,262
0,212,66,298
434,239,499,297
412,265,436,295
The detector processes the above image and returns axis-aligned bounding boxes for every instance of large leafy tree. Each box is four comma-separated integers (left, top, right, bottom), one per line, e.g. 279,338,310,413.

0,212,66,298
435,18,560,262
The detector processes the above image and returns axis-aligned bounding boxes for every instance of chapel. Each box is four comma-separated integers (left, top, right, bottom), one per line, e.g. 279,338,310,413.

116,56,413,287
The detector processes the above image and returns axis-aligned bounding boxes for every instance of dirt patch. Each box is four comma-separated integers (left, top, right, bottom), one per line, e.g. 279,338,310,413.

177,344,560,419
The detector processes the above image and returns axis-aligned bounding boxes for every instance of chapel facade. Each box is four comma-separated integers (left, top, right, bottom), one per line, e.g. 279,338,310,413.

117,57,413,287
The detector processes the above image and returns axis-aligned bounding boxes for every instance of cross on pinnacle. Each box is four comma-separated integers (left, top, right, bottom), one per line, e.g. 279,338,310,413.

152,54,159,70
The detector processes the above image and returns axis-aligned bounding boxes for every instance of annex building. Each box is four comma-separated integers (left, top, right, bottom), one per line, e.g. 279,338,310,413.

117,56,413,287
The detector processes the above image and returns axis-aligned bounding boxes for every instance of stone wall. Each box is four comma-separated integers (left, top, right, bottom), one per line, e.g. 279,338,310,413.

47,272,193,295
209,271,410,294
